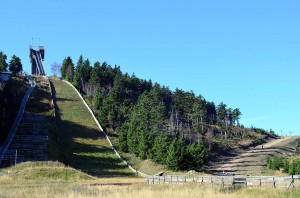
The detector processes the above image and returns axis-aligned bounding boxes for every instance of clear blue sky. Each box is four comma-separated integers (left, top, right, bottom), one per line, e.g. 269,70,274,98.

1,0,300,135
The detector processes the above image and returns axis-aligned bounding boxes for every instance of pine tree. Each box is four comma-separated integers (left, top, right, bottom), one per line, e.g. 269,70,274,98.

119,122,129,152
127,112,139,155
90,61,101,84
186,142,206,170
92,88,103,110
0,51,8,72
232,108,242,126
9,55,23,75
151,133,170,164
166,138,186,171
74,55,84,88
61,56,74,81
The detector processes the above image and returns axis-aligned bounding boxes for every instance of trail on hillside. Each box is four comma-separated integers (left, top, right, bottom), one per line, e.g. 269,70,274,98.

210,136,300,176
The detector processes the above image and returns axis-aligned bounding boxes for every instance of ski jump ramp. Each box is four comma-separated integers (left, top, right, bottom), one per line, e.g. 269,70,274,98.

30,45,46,76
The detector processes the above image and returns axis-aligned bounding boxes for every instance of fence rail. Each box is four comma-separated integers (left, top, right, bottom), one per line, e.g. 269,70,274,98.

147,175,300,189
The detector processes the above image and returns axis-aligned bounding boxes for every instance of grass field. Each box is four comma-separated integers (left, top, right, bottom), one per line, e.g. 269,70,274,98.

1,162,300,198
1,182,300,198
50,78,134,177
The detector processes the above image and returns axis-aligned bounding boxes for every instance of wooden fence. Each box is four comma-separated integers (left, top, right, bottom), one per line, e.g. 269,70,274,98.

147,175,300,189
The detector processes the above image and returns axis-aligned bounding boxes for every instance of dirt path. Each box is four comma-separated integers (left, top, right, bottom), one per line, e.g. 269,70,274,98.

210,136,300,176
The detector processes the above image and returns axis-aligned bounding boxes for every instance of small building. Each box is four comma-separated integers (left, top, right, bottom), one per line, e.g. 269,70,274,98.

0,72,12,81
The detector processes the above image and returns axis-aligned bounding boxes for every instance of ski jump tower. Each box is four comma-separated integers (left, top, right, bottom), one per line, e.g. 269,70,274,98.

29,42,46,76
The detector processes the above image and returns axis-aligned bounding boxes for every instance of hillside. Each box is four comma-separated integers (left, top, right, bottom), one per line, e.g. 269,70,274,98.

209,136,300,176
0,75,30,144
49,77,133,177
59,56,280,173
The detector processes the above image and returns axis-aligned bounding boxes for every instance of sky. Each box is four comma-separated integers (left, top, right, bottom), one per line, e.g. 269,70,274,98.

0,0,299,135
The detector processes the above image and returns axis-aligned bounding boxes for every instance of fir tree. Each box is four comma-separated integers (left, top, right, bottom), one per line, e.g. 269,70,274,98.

9,55,23,75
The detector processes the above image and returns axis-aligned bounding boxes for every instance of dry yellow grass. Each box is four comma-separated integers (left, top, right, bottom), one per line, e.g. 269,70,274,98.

1,183,300,198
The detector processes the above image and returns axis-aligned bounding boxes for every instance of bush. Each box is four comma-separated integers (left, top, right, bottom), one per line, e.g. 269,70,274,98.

288,159,300,175
266,156,285,170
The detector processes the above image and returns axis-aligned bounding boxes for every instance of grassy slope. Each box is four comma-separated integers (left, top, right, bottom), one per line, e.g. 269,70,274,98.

50,78,133,177
0,161,94,184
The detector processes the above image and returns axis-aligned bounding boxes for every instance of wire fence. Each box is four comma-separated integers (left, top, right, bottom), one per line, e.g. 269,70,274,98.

147,175,300,189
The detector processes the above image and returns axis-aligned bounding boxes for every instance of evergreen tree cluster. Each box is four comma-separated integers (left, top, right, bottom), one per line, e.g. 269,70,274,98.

0,51,23,75
267,156,300,175
61,55,243,171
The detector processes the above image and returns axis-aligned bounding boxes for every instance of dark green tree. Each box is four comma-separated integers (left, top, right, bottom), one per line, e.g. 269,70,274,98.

92,88,103,110
61,56,74,81
127,112,139,155
206,102,217,125
192,95,206,142
90,61,101,84
0,51,8,72
74,55,84,88
118,122,129,152
186,142,206,170
9,55,23,75
232,108,242,126
166,138,186,171
151,133,170,164
217,102,227,124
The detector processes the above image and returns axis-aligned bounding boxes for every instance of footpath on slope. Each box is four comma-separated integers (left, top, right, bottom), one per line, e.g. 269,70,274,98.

210,136,300,176
50,78,144,177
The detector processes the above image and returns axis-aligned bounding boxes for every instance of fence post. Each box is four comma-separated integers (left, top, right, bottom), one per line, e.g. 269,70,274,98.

222,177,224,188
273,177,276,188
211,177,213,186
201,176,203,185
259,178,261,188
288,175,294,190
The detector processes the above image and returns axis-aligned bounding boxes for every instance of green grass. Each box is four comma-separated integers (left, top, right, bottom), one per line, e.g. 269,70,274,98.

50,78,134,177
0,161,94,184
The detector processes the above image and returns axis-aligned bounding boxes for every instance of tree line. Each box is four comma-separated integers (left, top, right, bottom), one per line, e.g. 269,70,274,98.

60,55,242,171
0,51,23,75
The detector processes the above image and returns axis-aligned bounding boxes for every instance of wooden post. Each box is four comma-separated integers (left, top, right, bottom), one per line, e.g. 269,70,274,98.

222,177,224,188
273,177,276,188
259,178,261,188
152,176,154,184
163,176,165,184
288,175,294,190
211,177,213,186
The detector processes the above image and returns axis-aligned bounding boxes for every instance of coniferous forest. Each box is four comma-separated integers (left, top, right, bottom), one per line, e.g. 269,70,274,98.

60,55,246,171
